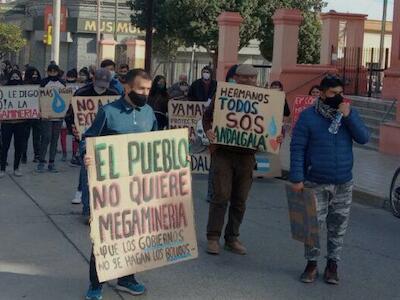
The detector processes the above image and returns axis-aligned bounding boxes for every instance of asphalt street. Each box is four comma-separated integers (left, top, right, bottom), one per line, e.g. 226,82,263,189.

1,161,400,300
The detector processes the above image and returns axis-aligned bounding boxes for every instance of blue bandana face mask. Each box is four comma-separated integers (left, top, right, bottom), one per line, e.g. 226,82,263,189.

228,78,236,83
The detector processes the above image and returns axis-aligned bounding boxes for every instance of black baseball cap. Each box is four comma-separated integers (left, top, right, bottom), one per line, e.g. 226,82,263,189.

47,63,60,72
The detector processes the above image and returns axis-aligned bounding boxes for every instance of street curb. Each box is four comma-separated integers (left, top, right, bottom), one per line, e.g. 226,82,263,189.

353,188,388,210
280,170,389,210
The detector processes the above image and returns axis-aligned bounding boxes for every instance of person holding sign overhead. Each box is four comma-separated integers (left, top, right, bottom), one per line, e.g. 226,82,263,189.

82,69,156,300
0,70,27,178
290,75,369,285
203,64,266,255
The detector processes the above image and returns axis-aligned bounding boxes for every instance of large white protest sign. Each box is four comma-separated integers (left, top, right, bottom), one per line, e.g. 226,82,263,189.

86,129,198,282
212,82,285,154
39,87,74,119
168,100,210,174
71,95,120,137
0,85,40,120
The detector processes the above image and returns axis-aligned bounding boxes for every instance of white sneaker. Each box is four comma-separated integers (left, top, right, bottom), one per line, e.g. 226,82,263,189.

71,191,82,204
13,169,23,177
0,171,5,178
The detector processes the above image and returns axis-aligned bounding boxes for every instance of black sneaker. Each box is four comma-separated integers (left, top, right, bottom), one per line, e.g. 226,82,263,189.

300,261,318,283
324,260,339,285
69,156,81,167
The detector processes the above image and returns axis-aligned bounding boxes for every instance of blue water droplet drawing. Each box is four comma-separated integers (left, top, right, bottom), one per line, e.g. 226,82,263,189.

268,117,278,137
51,89,65,113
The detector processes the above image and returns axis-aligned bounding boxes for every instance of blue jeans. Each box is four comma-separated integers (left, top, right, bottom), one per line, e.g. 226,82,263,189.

79,141,90,216
90,250,136,288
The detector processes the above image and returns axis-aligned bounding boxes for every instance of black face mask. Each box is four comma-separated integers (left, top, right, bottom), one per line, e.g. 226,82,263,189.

119,75,127,84
128,91,148,107
49,75,59,81
325,94,343,109
67,79,77,83
8,79,21,85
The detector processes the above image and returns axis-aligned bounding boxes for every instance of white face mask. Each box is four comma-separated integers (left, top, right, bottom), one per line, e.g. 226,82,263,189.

202,72,210,80
94,86,107,95
180,85,188,92
10,75,21,81
110,71,116,78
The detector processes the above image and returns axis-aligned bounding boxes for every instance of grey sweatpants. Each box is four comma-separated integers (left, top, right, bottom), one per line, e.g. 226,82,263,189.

304,181,353,262
39,120,62,163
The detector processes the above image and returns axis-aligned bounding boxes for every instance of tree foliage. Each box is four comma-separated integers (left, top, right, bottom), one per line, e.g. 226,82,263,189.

128,0,326,64
0,23,26,59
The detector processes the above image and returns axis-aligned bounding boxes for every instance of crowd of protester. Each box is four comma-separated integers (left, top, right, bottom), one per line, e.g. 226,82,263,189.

0,58,369,300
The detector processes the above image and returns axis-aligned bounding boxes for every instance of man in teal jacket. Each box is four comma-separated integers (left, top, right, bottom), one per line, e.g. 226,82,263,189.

290,75,369,285
83,69,157,300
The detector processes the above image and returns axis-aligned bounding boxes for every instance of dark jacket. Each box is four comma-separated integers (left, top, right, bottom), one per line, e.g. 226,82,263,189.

148,93,169,115
5,70,24,86
24,67,42,85
110,77,124,96
290,106,370,185
73,83,119,97
40,77,66,88
188,79,217,102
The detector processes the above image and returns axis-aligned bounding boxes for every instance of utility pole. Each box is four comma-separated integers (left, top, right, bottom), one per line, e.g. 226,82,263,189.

377,0,388,93
51,0,61,64
96,0,102,67
114,0,119,41
145,0,154,73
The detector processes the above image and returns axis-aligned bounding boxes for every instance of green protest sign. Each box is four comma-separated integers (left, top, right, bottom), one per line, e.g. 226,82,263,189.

86,129,198,282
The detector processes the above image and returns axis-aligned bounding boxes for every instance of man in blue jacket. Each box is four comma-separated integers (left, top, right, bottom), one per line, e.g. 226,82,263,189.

290,75,369,285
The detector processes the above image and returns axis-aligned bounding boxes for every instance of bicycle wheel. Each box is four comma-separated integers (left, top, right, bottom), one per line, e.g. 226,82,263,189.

390,167,400,217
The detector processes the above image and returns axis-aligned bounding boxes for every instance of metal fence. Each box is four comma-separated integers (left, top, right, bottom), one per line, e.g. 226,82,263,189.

333,47,391,97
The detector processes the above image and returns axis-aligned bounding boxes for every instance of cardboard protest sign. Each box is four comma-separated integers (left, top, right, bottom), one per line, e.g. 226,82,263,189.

39,87,74,119
191,152,211,174
0,85,40,120
66,83,83,92
86,129,198,282
71,95,120,137
212,82,285,154
168,100,207,141
168,100,209,174
285,185,319,248
292,96,316,129
254,154,282,178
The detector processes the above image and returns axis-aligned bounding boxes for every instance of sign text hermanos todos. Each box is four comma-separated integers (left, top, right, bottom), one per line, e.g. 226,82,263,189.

212,82,285,154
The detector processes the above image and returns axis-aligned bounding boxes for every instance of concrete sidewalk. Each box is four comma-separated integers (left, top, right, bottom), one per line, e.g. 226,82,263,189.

280,136,400,208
